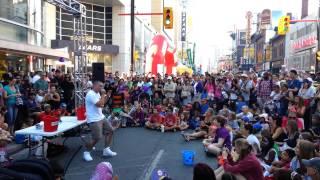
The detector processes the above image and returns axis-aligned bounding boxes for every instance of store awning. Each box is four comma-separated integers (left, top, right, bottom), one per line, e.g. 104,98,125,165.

0,39,70,59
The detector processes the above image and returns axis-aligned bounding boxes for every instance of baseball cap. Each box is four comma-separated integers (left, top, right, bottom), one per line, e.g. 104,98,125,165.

242,116,250,122
60,103,67,108
167,76,172,80
241,74,248,78
253,122,262,132
302,157,320,173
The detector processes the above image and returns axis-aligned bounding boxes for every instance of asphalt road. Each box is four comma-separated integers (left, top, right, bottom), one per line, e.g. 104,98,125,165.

64,128,217,180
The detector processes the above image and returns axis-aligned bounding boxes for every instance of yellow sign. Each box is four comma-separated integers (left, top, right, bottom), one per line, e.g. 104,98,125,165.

316,51,320,61
243,48,255,59
134,50,139,61
178,50,188,59
265,45,272,61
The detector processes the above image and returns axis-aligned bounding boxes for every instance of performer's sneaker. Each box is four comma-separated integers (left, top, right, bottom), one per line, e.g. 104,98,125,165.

83,151,93,161
103,147,117,157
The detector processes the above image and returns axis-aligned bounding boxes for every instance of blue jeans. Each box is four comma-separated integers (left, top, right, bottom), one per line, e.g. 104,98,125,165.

6,104,17,127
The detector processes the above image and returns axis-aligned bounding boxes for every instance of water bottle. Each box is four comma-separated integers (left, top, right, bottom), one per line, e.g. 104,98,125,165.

161,125,165,133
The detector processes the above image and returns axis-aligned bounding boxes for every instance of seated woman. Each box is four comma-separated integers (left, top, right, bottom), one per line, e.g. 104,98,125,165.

214,138,264,180
260,129,279,176
281,120,300,150
203,116,231,156
239,123,261,155
269,116,287,143
145,108,163,130
183,108,215,141
282,100,304,130
162,107,178,132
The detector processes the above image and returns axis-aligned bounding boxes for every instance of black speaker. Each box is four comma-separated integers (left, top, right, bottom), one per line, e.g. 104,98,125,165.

92,63,105,82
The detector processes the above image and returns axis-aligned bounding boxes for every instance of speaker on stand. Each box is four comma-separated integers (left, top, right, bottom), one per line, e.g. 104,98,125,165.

92,63,105,82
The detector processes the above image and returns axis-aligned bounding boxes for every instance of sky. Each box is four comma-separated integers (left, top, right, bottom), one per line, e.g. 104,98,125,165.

188,0,307,69
190,0,302,48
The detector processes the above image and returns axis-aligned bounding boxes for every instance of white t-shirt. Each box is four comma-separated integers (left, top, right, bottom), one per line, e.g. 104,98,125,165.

298,87,315,99
85,90,104,123
247,134,261,150
32,75,40,84
35,95,44,104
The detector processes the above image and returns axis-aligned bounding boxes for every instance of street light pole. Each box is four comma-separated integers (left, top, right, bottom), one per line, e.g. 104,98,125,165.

130,0,135,72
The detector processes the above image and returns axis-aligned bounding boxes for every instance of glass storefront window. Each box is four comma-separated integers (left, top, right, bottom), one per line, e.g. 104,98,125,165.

0,21,27,43
0,0,44,46
0,0,28,25
87,53,112,72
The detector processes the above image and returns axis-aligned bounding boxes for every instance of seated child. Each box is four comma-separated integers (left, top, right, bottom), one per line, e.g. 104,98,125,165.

153,92,162,106
227,112,239,131
0,108,8,131
145,108,163,130
200,98,209,116
107,112,121,129
218,105,232,117
188,114,200,130
236,106,254,122
267,149,296,176
130,105,145,127
0,128,12,163
57,103,71,116
162,107,178,132
236,95,247,114
178,112,189,131
38,104,61,122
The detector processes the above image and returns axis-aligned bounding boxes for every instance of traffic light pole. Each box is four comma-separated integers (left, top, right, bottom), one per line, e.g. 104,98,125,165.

317,6,320,73
130,0,135,72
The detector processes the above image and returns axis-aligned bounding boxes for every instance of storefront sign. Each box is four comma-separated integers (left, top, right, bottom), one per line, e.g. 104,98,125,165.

292,36,317,51
51,40,119,55
181,11,187,41
78,45,102,52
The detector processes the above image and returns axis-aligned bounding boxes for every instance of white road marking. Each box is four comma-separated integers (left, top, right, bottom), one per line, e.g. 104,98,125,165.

139,149,164,180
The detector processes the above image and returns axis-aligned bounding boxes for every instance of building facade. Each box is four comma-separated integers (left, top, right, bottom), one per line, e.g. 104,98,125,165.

285,14,317,72
0,0,68,74
52,1,120,72
270,35,285,73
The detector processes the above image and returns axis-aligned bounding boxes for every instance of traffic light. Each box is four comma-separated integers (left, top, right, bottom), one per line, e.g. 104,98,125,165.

278,16,290,35
163,7,173,29
283,16,290,32
316,51,320,61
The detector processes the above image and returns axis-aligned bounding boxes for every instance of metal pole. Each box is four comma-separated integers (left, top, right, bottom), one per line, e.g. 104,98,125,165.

317,5,320,73
131,0,135,72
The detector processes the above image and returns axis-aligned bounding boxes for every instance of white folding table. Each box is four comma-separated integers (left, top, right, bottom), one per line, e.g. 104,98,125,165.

15,116,87,157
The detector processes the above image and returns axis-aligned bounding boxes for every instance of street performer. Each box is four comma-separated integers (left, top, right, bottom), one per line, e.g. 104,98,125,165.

83,81,117,162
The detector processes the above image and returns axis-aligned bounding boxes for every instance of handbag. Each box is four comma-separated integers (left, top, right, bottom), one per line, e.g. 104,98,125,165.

181,90,189,98
15,87,23,106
